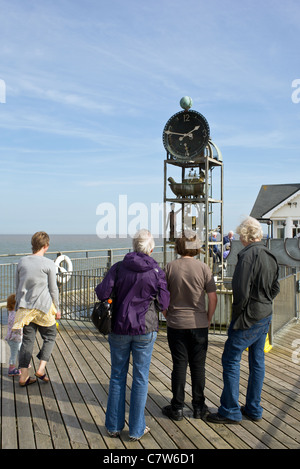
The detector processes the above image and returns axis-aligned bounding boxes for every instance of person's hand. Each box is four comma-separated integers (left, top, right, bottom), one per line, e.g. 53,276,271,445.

56,310,62,320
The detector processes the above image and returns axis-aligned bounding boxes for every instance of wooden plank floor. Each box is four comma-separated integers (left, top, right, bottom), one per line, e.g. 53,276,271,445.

1,315,300,450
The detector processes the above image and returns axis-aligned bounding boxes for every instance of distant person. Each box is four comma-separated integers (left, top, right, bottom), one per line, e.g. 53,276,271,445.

5,294,22,376
223,243,230,260
223,231,234,245
209,231,221,262
95,229,170,441
162,230,217,421
207,217,280,424
12,232,61,387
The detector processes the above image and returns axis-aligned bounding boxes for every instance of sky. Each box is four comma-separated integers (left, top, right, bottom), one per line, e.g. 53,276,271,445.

0,0,300,237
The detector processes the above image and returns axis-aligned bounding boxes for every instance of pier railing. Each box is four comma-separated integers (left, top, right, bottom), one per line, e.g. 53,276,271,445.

1,248,299,338
54,270,300,339
58,271,104,321
0,245,175,304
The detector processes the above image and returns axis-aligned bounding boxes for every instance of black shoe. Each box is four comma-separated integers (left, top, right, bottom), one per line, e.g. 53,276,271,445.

162,405,183,421
241,406,262,422
193,404,208,419
206,412,241,424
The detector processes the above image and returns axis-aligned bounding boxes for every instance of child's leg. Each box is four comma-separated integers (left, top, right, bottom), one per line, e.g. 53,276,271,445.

8,340,21,375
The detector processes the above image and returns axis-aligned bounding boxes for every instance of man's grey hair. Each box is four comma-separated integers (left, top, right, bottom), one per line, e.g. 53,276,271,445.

236,216,263,243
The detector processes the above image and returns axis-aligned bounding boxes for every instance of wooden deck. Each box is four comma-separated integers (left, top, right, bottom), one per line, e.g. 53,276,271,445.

1,315,300,450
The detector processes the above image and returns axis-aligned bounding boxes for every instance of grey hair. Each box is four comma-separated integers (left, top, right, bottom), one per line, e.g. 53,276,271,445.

132,229,155,255
236,216,263,243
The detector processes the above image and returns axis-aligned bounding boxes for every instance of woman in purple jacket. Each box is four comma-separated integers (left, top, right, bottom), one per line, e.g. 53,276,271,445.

95,229,170,441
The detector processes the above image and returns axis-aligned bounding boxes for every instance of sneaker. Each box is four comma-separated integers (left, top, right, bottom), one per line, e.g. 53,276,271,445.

129,426,150,441
106,429,121,438
206,412,241,424
241,406,262,422
8,367,21,377
193,404,208,419
162,405,183,421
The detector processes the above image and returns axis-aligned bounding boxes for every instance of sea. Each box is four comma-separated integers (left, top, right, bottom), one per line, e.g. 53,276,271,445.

0,234,165,264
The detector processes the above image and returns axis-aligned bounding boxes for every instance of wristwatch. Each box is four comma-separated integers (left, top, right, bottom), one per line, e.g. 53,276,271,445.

163,110,210,161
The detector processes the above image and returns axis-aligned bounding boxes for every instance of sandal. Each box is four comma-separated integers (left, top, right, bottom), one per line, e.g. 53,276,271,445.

19,377,37,387
35,372,50,383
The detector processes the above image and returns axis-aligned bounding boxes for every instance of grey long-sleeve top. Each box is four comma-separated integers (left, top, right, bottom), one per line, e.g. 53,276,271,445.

15,255,59,314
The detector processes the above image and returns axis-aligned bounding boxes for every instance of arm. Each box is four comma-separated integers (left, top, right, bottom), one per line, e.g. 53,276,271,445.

207,291,217,327
48,263,61,318
271,279,280,300
271,264,280,300
95,263,119,301
154,269,170,313
231,259,253,316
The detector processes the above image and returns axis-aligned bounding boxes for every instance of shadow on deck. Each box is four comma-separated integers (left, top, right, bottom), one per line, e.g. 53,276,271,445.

1,318,300,450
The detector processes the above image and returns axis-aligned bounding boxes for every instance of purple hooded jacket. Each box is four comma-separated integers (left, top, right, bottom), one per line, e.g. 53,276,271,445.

95,251,170,335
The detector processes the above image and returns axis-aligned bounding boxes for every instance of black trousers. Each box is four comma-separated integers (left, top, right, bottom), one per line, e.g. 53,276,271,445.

19,322,57,368
167,327,208,410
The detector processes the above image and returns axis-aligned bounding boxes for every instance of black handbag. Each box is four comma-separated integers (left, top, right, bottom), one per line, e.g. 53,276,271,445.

92,262,120,335
91,299,113,335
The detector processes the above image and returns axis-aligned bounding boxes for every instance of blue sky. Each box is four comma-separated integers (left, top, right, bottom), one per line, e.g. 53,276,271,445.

0,0,300,236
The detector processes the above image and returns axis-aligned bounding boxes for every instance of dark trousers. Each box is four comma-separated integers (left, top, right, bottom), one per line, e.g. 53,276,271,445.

19,322,57,368
167,327,208,410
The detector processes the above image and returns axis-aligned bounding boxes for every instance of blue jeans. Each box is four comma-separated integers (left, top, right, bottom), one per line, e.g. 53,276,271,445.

7,340,21,365
219,315,272,421
106,331,157,438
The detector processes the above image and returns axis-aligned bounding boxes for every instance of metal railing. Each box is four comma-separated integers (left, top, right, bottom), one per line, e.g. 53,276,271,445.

0,246,175,304
1,249,299,338
58,271,105,321
272,272,300,337
56,269,233,333
0,273,298,338
55,271,233,334
0,263,15,305
213,275,300,341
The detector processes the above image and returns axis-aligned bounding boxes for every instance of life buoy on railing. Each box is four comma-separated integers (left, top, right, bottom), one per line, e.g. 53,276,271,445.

55,254,73,284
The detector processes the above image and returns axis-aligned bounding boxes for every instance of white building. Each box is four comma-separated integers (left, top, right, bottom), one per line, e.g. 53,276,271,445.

250,184,300,239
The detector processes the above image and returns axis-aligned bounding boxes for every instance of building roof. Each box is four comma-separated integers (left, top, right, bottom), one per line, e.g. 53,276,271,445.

250,184,300,219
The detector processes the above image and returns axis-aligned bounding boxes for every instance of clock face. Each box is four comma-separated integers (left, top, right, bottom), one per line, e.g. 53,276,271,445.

163,110,210,161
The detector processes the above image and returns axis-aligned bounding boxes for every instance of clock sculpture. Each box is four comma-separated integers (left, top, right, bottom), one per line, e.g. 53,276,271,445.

162,109,210,162
162,97,224,283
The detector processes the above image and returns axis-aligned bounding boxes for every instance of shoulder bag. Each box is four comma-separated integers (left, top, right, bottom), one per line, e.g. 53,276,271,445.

91,262,120,335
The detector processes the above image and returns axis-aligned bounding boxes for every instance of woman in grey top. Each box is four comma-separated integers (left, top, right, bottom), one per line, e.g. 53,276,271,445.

162,230,217,421
13,232,61,386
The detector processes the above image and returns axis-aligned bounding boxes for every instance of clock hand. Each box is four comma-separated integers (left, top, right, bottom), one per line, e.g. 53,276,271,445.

164,130,187,136
179,126,200,141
